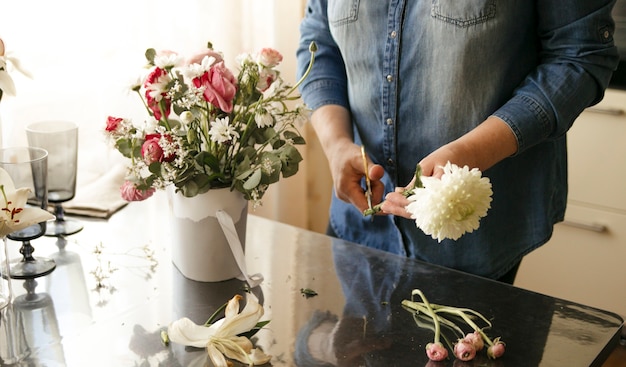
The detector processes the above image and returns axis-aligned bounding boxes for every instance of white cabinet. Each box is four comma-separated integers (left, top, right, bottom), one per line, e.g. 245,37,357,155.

515,89,626,323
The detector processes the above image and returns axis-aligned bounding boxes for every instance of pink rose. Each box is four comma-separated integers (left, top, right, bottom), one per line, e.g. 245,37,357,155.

144,67,171,120
105,116,123,132
193,61,237,113
426,342,448,361
141,133,175,164
453,339,476,361
185,49,223,66
120,181,155,202
257,48,283,68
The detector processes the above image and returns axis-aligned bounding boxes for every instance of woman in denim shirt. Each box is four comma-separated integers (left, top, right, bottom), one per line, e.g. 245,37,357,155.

296,1,619,283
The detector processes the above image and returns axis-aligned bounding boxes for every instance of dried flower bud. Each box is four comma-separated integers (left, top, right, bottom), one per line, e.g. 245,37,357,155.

487,340,506,359
453,339,477,361
463,331,484,351
426,342,448,361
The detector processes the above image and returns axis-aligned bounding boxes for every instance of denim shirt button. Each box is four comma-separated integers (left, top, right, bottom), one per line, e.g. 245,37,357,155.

387,158,394,166
390,30,397,38
386,74,393,82
386,118,393,125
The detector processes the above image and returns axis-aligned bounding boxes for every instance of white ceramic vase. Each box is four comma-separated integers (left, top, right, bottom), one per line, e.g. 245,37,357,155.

167,187,248,282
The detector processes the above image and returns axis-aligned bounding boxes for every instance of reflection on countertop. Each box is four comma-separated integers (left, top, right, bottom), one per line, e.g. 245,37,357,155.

0,194,622,366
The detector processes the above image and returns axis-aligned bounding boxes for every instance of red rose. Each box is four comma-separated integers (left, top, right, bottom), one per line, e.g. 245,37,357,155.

141,133,175,164
105,116,123,132
141,134,165,164
193,61,237,113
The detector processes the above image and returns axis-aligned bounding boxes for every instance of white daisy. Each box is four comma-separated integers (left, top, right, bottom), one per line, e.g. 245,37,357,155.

209,117,240,144
405,162,492,242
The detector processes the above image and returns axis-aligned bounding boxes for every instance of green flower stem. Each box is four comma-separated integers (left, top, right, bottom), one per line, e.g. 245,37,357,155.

363,163,423,216
286,41,317,96
411,289,441,344
404,290,497,348
402,300,464,336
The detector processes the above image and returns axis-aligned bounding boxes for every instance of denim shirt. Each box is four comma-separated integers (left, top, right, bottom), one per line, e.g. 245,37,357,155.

296,0,618,279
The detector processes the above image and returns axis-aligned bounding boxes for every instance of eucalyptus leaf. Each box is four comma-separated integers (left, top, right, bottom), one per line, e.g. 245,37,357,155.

243,169,262,190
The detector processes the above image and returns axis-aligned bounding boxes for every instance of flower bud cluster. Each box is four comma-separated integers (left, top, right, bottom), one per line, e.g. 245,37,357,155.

402,289,506,362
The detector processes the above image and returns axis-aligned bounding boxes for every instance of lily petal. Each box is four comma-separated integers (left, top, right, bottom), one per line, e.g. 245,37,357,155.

250,348,272,365
6,56,33,79
167,317,219,348
207,343,229,367
0,70,16,97
217,295,264,338
225,294,243,319
215,336,253,363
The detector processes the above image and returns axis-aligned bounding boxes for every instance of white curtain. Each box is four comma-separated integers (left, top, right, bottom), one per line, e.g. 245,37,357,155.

0,0,330,231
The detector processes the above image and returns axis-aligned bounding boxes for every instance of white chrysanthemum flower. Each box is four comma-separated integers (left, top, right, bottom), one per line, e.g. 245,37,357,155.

405,162,492,242
209,117,240,144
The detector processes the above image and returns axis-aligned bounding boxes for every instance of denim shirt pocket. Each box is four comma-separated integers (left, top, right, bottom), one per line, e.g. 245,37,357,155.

431,0,496,27
328,0,360,27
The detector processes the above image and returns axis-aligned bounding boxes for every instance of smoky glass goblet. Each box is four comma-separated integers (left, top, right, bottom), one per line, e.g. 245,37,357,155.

26,120,83,237
0,147,56,279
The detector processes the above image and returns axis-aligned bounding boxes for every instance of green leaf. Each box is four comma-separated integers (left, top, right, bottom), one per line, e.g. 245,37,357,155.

148,161,162,175
243,168,262,190
195,151,220,172
145,48,157,64
280,145,303,178
115,138,141,158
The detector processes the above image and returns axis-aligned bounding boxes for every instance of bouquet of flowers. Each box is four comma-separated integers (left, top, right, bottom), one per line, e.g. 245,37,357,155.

105,41,316,207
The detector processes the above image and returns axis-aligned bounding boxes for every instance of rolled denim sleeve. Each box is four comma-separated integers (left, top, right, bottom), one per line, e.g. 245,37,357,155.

493,0,619,153
296,0,349,111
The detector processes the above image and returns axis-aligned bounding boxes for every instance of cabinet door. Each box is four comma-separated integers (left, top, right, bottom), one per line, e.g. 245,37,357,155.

515,204,626,320
567,89,626,211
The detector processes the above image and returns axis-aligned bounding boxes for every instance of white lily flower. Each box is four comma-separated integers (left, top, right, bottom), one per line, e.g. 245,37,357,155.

0,38,33,97
167,294,271,367
0,167,55,238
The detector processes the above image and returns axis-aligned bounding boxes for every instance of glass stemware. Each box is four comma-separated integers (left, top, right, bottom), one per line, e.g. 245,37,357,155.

0,147,56,279
26,120,83,237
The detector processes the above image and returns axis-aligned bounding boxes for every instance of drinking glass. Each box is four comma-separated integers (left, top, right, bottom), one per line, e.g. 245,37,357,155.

26,120,83,236
0,147,56,278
